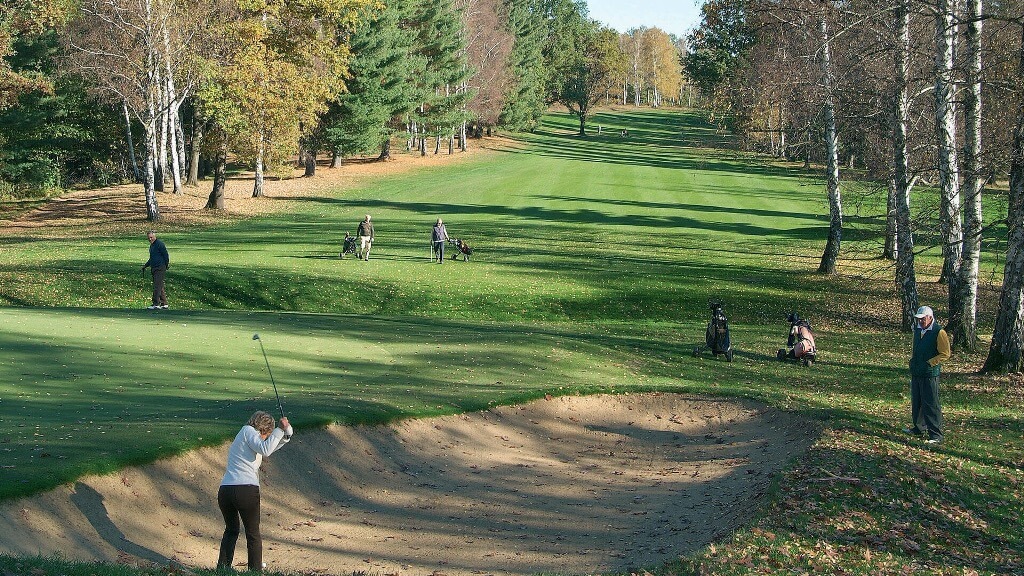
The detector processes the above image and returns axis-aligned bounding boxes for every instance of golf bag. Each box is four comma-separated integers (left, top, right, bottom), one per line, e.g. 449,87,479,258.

777,313,816,367
692,302,734,361
448,238,473,261
340,234,357,259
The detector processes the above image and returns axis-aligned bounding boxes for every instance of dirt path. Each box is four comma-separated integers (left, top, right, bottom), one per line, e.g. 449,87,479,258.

0,393,816,575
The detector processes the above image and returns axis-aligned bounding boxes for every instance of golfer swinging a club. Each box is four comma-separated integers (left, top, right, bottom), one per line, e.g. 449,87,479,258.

217,410,293,572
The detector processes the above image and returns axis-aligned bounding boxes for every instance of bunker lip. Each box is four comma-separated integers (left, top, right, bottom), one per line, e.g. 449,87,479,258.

0,392,817,575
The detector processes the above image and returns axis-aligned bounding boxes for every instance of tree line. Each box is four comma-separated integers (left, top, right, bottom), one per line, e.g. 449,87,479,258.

0,0,685,213
683,0,1023,372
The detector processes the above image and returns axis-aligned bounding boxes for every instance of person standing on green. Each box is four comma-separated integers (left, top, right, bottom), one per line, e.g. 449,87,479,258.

356,214,374,261
905,305,950,444
142,231,169,310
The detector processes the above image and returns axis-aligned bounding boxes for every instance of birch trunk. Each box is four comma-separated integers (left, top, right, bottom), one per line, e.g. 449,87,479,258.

252,135,265,197
934,0,963,285
122,100,140,182
951,0,983,351
817,11,843,275
982,26,1024,373
893,0,918,330
460,120,467,152
143,16,160,221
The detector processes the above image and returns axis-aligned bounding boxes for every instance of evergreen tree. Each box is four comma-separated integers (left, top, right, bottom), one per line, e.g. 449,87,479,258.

323,3,423,161
410,0,473,153
499,0,547,131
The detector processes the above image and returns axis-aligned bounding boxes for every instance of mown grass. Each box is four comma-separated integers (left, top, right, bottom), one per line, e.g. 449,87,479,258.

0,108,1021,576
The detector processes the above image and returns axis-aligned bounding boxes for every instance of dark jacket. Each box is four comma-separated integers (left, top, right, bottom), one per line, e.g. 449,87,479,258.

357,220,374,239
145,239,169,269
911,322,950,377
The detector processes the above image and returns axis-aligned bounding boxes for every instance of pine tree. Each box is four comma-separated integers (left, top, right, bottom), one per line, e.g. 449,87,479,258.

410,0,473,154
499,0,547,131
323,2,423,161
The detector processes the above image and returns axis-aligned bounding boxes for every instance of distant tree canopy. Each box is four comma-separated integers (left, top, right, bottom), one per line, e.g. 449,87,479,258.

1,0,688,207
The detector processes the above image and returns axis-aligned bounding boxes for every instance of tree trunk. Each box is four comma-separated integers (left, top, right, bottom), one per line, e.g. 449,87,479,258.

332,150,343,168
252,135,265,197
143,116,161,221
206,130,227,210
982,26,1024,373
434,131,441,155
122,100,140,182
893,0,918,330
460,121,467,152
167,102,183,194
303,149,316,177
817,11,842,275
935,0,963,285
951,0,984,351
884,179,898,260
379,138,391,161
186,119,202,187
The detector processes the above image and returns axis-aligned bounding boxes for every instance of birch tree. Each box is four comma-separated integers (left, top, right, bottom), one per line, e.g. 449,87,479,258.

892,0,920,330
933,0,964,286
982,22,1024,373
949,0,984,350
816,3,843,274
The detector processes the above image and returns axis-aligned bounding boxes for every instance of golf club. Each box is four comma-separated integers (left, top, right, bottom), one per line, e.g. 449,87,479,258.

252,333,286,419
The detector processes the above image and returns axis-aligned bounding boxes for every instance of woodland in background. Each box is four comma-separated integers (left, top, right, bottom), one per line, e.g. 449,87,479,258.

0,0,685,209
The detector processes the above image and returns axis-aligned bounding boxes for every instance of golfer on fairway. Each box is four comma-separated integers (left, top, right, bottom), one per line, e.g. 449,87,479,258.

141,231,169,309
217,411,293,572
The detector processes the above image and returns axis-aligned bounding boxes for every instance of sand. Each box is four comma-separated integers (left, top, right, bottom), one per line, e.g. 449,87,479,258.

0,393,816,575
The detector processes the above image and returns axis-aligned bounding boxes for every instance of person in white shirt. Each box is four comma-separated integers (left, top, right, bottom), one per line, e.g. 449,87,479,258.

216,411,293,572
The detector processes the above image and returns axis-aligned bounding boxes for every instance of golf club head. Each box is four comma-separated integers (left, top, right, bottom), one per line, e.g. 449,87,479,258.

252,333,260,341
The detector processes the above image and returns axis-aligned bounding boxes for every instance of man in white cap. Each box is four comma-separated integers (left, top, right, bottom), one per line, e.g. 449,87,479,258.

906,305,950,444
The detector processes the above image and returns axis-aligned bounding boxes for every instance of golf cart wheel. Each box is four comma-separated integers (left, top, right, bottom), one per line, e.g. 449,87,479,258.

803,357,814,367
692,347,700,358
725,349,734,362
777,348,786,361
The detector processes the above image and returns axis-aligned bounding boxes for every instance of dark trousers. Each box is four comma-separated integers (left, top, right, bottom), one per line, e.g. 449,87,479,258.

151,266,167,306
433,241,444,262
910,375,943,440
218,484,261,571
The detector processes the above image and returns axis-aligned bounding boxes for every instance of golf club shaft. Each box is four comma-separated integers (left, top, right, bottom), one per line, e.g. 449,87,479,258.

257,339,286,419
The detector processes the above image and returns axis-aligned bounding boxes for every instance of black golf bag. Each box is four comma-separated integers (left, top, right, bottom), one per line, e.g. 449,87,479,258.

692,302,734,361
340,234,357,259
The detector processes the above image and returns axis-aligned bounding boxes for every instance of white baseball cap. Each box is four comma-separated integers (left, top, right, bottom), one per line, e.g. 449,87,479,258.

914,306,934,318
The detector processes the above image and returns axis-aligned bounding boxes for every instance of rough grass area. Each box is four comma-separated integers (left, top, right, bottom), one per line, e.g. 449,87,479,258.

0,108,1021,575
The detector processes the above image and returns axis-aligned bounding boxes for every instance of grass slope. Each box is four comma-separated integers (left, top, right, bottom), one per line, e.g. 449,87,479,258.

0,108,1021,575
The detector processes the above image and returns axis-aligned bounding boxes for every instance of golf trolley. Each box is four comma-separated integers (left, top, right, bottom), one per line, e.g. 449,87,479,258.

777,313,817,367
448,237,473,261
693,301,734,362
340,233,357,259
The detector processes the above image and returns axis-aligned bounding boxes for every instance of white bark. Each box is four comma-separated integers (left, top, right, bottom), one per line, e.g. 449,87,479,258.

817,10,842,275
934,0,963,284
952,0,983,350
893,0,918,330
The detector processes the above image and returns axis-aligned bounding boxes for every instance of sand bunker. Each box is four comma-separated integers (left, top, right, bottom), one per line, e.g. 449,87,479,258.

0,393,816,575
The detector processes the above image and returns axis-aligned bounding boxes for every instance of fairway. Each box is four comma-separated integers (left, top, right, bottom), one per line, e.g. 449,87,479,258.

1,108,1022,576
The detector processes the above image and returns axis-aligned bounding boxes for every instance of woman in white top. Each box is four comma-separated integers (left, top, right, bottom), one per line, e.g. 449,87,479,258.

217,410,292,572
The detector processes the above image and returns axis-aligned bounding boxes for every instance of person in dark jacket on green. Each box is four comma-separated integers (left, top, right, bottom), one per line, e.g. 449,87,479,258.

142,231,170,309
905,305,950,444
